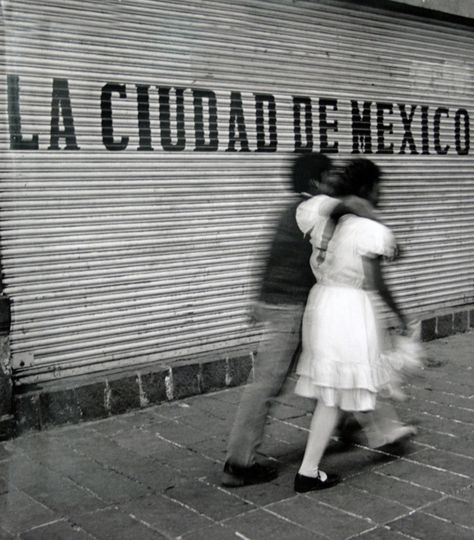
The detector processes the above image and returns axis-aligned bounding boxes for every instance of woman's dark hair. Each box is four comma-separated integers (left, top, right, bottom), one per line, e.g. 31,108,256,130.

330,158,381,198
291,152,332,193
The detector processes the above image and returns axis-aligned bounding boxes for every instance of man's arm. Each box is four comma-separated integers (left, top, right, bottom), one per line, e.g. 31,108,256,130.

330,195,379,222
329,197,400,261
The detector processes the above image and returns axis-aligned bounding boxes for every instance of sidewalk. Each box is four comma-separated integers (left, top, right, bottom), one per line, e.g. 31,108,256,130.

0,332,473,540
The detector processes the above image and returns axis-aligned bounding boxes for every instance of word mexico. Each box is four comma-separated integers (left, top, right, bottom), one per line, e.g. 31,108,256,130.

7,76,471,155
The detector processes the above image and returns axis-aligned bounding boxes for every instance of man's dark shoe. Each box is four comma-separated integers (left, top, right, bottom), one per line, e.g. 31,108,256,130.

294,470,341,493
221,461,278,487
376,425,418,455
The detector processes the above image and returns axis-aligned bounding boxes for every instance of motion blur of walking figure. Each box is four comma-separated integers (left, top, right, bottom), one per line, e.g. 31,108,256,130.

293,158,417,493
222,153,379,488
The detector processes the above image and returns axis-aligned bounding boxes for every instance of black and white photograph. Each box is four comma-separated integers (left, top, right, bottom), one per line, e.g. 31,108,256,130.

0,1,473,538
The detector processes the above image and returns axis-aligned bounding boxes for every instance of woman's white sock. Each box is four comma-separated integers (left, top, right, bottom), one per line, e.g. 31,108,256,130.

298,467,327,480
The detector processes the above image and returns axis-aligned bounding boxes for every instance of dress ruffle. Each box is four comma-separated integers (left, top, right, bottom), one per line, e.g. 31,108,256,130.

295,377,377,411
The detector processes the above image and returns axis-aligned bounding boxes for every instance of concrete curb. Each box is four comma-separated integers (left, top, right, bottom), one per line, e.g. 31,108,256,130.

13,353,254,436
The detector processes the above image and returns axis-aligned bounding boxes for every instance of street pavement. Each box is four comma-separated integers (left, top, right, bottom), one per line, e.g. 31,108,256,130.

0,332,473,540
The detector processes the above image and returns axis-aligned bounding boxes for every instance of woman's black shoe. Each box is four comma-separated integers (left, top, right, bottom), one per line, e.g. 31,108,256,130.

294,471,341,492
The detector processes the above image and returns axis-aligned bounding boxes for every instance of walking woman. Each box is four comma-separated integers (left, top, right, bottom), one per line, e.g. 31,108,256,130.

293,158,412,492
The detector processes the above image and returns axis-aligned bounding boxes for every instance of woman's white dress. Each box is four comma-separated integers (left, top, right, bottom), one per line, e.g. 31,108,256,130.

295,195,396,412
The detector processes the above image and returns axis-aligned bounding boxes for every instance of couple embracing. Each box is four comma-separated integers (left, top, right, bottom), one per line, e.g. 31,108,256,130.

223,153,418,493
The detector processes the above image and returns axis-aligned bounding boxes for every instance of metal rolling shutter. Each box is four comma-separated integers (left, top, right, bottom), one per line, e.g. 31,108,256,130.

1,0,473,384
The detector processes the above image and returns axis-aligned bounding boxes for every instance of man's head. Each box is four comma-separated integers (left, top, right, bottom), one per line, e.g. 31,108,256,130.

291,152,332,194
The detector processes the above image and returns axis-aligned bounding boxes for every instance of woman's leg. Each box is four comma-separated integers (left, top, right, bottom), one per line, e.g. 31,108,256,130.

299,401,340,476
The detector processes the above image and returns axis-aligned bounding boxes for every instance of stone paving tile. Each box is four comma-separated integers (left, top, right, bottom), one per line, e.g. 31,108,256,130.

164,478,253,521
263,418,309,446
86,416,135,437
423,496,474,530
0,528,14,540
100,424,182,457
0,476,8,495
224,508,324,540
346,471,444,508
268,494,373,540
119,494,213,537
55,426,145,463
176,410,230,437
0,456,106,517
413,433,474,460
151,419,212,446
7,438,151,504
0,486,57,535
307,482,410,525
60,460,151,504
406,396,474,424
107,458,186,494
388,511,474,540
186,434,228,463
153,445,218,478
283,413,312,430
179,394,237,421
0,444,12,463
413,426,466,447
415,419,471,450
180,523,243,540
8,432,73,458
273,392,315,415
320,445,396,480
353,526,418,539
407,412,473,438
405,385,474,409
268,402,310,420
217,469,297,506
408,447,474,478
416,377,473,399
152,402,198,420
113,409,170,430
19,519,95,540
17,430,184,496
204,386,244,405
457,484,474,503
74,507,168,540
378,457,472,494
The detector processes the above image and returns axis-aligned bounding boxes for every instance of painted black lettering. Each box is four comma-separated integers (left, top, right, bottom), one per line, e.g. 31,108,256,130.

48,78,80,150
227,91,250,152
454,108,470,155
101,83,129,151
376,102,394,154
421,105,430,155
193,89,218,151
136,85,153,151
293,96,312,152
7,75,39,150
319,98,338,154
434,107,450,155
255,94,277,152
158,87,186,151
398,104,418,154
351,101,372,153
